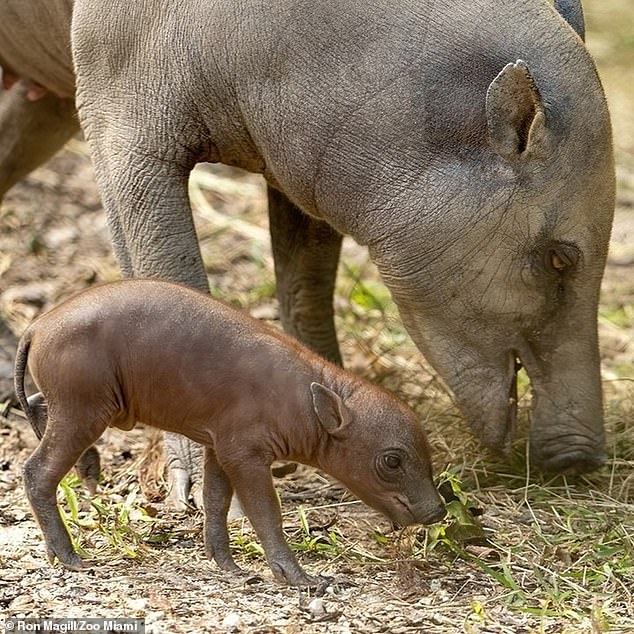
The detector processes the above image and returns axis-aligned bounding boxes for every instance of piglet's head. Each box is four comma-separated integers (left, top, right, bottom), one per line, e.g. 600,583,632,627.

310,382,446,527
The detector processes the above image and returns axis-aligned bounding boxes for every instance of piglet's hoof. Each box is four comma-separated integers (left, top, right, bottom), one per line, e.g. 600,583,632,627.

205,540,244,575
47,548,85,571
211,556,243,575
270,562,329,588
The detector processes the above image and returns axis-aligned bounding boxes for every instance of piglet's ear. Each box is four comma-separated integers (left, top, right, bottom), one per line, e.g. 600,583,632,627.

486,60,551,160
310,382,350,438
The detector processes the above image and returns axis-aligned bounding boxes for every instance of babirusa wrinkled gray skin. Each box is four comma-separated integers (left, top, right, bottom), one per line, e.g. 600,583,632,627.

1,0,614,487
14,280,445,586
555,0,586,41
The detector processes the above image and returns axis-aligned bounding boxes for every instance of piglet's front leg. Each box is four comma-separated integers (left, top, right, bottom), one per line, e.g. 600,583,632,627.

229,462,321,587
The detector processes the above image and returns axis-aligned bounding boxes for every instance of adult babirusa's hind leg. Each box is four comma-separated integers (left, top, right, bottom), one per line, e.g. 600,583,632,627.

0,86,78,200
75,77,209,511
202,446,241,573
22,410,108,570
268,187,343,365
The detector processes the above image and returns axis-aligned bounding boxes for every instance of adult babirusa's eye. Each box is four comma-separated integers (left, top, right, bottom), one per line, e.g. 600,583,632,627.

551,251,566,270
546,242,579,273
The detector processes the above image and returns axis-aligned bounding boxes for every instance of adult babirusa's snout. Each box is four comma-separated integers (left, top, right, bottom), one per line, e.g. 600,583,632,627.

533,440,607,476
529,398,607,475
391,301,608,476
524,347,607,475
510,306,608,474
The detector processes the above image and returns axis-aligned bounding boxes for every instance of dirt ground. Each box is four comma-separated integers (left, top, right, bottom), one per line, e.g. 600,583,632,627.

1,2,633,633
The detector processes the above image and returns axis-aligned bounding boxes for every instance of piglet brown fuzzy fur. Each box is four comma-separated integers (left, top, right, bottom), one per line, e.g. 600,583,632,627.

14,279,445,586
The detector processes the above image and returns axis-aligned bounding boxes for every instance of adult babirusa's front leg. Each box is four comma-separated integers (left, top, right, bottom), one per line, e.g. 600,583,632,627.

74,87,210,508
268,186,343,365
80,129,209,289
164,432,204,510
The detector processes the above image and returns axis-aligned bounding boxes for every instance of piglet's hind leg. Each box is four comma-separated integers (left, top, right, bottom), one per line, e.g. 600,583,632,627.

75,446,101,495
27,393,101,494
203,446,241,573
23,413,107,570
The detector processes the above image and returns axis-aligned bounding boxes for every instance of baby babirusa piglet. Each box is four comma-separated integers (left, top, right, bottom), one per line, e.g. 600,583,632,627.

14,279,445,585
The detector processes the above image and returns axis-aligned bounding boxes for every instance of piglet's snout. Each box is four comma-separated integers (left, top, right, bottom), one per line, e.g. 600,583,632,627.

420,501,447,525
409,487,446,525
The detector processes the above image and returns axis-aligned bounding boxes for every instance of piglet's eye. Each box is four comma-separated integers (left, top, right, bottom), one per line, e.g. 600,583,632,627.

383,454,401,470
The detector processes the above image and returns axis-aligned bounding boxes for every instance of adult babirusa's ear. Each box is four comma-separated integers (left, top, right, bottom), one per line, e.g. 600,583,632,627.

486,60,551,160
310,382,350,438
554,0,585,42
